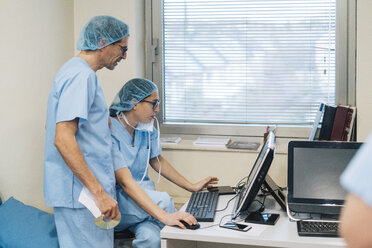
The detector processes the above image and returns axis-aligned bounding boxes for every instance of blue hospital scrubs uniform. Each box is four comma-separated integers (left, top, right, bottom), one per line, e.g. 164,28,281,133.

110,117,177,248
341,133,372,207
44,57,121,248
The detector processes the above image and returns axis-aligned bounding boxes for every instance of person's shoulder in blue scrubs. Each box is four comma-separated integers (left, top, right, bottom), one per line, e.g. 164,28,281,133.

108,78,220,248
44,15,130,248
339,133,372,248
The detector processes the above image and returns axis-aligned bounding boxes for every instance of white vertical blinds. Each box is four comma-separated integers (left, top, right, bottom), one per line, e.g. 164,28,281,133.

163,0,336,125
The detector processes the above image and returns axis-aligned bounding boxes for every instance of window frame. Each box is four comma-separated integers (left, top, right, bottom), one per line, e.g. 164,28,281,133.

145,0,356,138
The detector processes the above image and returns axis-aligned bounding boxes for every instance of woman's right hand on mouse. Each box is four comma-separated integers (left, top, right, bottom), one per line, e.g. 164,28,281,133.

161,211,197,229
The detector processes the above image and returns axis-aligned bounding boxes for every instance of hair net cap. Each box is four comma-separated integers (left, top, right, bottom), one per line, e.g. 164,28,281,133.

77,15,129,51
110,78,158,116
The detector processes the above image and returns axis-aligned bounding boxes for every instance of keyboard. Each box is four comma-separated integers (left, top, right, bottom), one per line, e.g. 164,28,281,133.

297,221,339,237
185,191,219,222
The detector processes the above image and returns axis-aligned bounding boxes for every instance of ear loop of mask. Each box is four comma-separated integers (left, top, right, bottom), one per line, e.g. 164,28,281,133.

118,111,136,130
155,117,162,183
138,132,151,184
139,117,162,184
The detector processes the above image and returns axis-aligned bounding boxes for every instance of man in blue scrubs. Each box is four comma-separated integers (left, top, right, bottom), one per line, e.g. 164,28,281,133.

44,16,129,248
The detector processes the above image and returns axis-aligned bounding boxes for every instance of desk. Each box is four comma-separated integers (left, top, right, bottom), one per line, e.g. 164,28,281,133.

161,195,347,248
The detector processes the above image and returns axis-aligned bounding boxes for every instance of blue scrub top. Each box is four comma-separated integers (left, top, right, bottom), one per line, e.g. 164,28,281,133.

110,117,161,183
44,57,119,208
341,133,372,207
110,117,176,231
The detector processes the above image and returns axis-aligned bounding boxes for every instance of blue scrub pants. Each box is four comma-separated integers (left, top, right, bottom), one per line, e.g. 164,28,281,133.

54,207,114,248
115,183,177,248
129,220,162,248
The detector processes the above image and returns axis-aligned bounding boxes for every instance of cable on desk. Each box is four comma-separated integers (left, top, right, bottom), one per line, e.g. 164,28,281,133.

234,176,247,192
199,224,219,229
260,186,287,195
216,194,239,212
218,214,234,228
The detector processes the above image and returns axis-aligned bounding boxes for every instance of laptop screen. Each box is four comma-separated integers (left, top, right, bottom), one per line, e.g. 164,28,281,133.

288,141,362,215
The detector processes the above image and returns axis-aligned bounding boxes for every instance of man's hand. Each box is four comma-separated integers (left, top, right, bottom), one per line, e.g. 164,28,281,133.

191,176,219,192
94,190,119,220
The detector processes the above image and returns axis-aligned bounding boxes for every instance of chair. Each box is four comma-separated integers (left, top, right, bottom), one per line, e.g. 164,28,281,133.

114,229,135,247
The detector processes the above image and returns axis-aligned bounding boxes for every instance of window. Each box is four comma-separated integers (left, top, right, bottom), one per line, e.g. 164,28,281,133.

146,0,355,137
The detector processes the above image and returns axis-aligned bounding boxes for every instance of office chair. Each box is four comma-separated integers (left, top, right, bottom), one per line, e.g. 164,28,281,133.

114,229,135,247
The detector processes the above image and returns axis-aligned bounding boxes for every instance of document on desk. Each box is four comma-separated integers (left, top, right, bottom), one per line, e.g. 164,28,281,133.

193,137,231,147
160,136,181,145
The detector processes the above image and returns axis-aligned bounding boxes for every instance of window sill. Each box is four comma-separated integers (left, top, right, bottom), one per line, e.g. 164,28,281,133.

161,134,302,155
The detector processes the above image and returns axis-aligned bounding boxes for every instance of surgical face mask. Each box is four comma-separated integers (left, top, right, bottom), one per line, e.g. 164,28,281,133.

136,119,154,132
118,112,154,132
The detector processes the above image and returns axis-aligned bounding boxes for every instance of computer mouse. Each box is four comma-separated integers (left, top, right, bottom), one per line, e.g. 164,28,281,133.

180,220,200,230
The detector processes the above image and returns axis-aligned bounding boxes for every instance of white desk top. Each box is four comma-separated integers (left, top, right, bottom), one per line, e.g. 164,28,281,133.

161,194,347,248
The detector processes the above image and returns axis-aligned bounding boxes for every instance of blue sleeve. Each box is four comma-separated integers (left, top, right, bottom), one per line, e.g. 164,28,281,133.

111,136,128,171
340,133,372,207
150,128,162,159
56,71,96,126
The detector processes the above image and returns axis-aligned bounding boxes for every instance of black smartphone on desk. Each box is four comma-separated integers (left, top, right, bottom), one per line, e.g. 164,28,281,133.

207,186,235,195
220,222,252,232
245,212,280,225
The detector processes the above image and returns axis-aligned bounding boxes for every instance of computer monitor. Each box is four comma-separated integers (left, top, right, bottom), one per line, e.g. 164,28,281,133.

287,141,362,216
232,131,276,220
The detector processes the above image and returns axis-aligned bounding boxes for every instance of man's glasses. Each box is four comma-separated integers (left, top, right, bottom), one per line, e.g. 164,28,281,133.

117,44,128,56
142,99,160,110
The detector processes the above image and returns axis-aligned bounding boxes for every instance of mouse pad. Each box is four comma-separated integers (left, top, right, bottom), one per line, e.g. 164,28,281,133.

208,186,235,195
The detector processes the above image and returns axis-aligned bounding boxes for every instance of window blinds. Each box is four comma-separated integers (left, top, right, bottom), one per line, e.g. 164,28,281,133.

163,0,336,125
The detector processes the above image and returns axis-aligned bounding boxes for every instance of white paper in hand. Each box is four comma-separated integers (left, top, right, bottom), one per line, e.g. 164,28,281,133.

78,187,101,218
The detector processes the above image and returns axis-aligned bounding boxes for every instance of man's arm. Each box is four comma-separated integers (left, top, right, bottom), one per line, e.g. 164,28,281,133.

150,155,218,192
340,193,372,248
115,167,196,229
54,118,119,219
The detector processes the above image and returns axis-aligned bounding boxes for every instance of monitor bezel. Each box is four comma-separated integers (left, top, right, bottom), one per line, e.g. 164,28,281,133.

287,141,362,207
232,131,275,219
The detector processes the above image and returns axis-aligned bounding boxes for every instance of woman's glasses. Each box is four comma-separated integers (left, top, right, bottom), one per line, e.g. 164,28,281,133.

142,99,160,110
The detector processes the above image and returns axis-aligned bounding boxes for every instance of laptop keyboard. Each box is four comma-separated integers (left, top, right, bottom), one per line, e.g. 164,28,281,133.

185,191,219,222
297,221,339,237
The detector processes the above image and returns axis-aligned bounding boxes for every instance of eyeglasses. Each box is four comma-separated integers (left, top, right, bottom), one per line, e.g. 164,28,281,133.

141,99,160,110
117,44,128,56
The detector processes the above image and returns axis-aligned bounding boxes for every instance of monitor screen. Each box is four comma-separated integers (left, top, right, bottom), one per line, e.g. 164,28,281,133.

232,131,276,219
288,141,362,215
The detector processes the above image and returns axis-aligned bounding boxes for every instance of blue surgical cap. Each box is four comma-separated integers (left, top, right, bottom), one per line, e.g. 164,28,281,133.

77,15,129,51
109,78,158,116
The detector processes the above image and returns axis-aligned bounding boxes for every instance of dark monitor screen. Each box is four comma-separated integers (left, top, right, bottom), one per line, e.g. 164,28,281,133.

232,131,276,219
288,141,362,215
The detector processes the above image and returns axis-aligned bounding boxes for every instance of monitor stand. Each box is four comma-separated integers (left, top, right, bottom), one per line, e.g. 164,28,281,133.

262,175,286,211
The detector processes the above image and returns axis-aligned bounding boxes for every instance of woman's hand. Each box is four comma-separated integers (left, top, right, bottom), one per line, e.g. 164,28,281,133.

190,176,219,192
161,211,197,229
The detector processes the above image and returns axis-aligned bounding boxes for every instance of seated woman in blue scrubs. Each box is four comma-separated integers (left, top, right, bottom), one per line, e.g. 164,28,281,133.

109,78,219,248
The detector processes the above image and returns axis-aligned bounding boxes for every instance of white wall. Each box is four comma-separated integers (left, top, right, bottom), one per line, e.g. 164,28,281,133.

0,0,74,211
0,0,372,211
356,0,372,141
